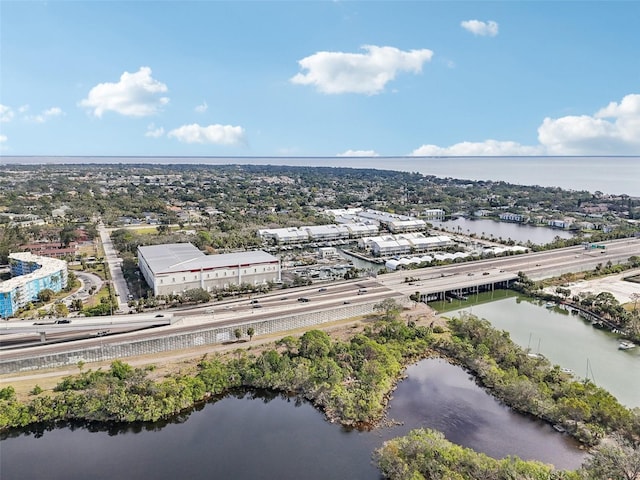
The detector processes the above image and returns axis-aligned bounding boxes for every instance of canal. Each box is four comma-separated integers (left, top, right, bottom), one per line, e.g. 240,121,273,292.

449,294,640,408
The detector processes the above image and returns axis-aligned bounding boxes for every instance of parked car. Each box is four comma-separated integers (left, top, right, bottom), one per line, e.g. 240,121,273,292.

298,297,310,302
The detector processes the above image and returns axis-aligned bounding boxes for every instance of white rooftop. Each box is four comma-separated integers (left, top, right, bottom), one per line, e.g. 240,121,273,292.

138,243,279,274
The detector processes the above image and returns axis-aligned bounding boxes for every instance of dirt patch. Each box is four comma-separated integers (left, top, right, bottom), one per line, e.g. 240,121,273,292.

544,268,640,304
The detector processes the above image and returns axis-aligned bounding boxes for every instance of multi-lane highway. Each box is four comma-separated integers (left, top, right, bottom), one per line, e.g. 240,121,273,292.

1,238,639,361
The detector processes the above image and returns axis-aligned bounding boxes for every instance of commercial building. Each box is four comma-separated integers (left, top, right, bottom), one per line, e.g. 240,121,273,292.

344,223,379,238
0,252,68,318
257,227,309,244
358,233,453,257
137,243,281,296
304,224,351,241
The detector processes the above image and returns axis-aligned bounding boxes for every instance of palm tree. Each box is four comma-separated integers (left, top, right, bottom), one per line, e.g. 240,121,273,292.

247,327,255,341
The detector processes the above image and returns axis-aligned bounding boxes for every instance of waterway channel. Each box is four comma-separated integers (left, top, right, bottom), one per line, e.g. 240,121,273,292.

449,294,640,408
1,358,586,480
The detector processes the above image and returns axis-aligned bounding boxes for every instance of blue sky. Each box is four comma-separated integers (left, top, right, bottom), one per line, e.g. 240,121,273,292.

1,1,639,157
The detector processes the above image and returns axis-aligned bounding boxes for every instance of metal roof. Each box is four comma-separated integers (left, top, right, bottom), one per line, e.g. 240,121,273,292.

138,243,279,274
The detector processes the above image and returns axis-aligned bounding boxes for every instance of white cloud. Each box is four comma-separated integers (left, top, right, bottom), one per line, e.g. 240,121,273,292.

538,93,640,155
79,66,169,117
0,134,7,143
145,123,165,138
167,123,245,145
26,106,64,123
0,104,14,122
461,20,499,37
195,101,208,113
410,93,640,156
18,105,29,113
291,45,433,95
337,149,379,157
411,140,543,156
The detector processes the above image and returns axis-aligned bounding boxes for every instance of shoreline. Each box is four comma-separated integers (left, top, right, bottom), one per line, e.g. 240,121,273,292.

2,303,635,459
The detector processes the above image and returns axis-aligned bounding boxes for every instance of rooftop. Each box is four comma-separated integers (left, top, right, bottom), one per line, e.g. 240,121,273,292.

138,243,279,274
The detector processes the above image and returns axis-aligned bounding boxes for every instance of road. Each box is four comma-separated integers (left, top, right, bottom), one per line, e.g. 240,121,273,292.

2,238,638,362
98,223,130,311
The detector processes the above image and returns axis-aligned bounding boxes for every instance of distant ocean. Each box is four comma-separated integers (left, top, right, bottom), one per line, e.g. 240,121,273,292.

1,156,638,197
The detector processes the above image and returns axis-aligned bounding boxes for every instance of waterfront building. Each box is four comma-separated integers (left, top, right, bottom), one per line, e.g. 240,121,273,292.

385,251,472,270
359,233,453,257
0,252,68,318
304,224,351,241
387,218,427,233
137,243,281,296
317,247,338,259
499,212,528,223
548,219,571,229
422,208,446,221
344,223,379,238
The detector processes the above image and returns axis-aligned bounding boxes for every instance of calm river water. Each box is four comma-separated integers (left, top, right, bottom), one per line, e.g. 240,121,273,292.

1,359,585,480
431,217,574,245
453,295,640,408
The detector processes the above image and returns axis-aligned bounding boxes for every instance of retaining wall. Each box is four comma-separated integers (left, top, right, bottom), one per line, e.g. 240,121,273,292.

1,301,386,374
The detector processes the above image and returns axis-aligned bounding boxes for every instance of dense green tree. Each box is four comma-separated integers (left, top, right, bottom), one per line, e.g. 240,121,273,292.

183,288,211,304
581,435,640,480
53,303,69,318
37,289,55,303
298,330,331,359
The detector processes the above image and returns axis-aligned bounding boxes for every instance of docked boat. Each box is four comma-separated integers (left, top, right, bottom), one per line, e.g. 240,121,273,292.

544,302,555,308
553,424,566,433
560,367,574,374
527,352,546,360
618,341,636,350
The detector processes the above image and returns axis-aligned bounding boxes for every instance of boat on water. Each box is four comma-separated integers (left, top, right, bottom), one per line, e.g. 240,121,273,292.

527,352,546,360
553,424,566,433
619,341,636,350
560,367,574,374
544,302,555,308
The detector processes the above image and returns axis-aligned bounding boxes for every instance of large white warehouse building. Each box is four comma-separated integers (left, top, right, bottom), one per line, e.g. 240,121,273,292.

138,243,281,296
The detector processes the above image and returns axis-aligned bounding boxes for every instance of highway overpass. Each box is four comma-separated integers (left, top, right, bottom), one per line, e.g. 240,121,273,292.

1,237,638,370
